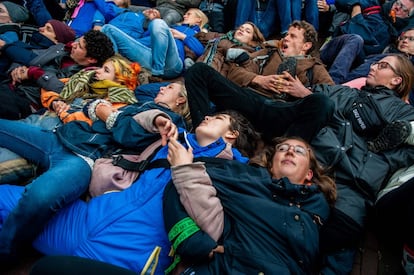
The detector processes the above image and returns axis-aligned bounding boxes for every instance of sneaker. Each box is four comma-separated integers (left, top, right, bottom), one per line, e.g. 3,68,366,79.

367,120,412,153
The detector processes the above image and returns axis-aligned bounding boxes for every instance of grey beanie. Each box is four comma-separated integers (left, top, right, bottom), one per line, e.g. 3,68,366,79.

2,1,29,23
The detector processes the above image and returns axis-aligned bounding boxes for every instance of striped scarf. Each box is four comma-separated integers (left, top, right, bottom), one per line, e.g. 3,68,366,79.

60,69,137,104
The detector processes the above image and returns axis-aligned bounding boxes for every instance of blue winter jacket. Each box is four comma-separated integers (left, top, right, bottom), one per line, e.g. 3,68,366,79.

335,0,392,55
56,101,187,160
99,10,147,40
32,131,247,274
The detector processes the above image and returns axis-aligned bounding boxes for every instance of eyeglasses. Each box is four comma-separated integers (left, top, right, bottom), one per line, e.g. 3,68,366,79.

394,0,414,16
275,143,309,157
370,61,400,76
398,35,414,41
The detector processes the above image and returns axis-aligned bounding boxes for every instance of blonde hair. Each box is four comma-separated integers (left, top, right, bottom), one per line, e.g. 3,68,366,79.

106,54,141,90
187,8,209,29
173,81,191,126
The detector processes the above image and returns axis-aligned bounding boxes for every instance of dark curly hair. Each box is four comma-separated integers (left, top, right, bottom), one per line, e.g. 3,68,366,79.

83,30,115,66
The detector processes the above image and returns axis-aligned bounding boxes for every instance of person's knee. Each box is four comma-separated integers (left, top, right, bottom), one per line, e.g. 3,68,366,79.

101,24,118,37
186,62,210,78
149,18,169,32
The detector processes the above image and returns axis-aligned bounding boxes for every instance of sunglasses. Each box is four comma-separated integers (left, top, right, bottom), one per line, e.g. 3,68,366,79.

275,143,309,157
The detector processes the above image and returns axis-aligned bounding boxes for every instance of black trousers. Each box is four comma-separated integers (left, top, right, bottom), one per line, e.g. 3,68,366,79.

185,62,335,142
375,176,414,249
0,82,32,120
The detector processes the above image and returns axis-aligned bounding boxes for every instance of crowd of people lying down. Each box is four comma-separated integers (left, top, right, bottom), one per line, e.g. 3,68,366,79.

0,0,414,274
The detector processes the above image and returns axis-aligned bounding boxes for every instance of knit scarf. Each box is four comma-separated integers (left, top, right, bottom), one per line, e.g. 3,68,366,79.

203,30,243,66
60,69,137,104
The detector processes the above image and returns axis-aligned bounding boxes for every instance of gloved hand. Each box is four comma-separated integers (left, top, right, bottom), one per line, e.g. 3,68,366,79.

226,48,249,64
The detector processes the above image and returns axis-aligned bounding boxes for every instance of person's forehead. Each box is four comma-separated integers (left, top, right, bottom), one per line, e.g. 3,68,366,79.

78,37,87,49
240,24,253,31
284,139,306,146
402,0,414,9
380,56,397,65
0,3,8,13
214,114,231,120
44,23,53,30
404,29,414,35
288,26,304,36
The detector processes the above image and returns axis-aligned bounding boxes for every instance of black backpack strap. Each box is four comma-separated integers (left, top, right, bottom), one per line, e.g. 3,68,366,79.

305,66,313,88
139,156,226,172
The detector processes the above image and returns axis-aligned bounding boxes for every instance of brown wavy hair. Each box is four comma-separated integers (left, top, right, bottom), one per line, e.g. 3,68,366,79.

251,136,337,205
237,21,266,47
386,53,414,100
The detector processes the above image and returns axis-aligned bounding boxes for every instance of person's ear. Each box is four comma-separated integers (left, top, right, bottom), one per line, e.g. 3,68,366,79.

391,76,402,86
175,96,186,106
86,57,98,66
302,42,312,53
224,130,239,143
305,169,313,181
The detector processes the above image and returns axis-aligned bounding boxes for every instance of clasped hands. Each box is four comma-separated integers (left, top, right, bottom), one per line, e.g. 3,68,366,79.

10,66,29,86
255,71,311,98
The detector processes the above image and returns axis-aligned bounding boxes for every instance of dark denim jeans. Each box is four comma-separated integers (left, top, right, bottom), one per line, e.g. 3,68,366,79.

185,62,334,142
303,0,319,30
234,0,279,38
320,34,364,84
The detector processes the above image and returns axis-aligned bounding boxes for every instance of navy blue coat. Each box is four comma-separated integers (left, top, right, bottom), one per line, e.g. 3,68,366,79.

164,159,330,274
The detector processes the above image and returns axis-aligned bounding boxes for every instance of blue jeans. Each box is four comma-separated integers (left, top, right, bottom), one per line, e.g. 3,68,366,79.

276,0,301,34
0,113,62,185
157,6,182,26
320,34,364,84
303,0,319,30
0,119,91,256
234,0,278,38
101,19,183,78
200,1,225,33
24,0,52,26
